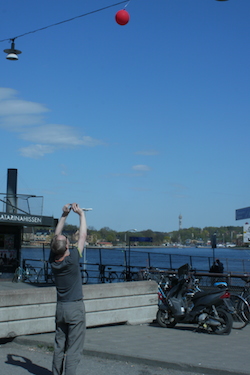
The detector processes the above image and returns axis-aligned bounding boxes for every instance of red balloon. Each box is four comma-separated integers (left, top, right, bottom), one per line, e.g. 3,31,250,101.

115,9,130,26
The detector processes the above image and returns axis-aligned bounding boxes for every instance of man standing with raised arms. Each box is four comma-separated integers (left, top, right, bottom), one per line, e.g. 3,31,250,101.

49,203,87,375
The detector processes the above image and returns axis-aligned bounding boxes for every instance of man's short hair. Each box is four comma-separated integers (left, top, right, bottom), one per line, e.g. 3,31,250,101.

50,235,67,256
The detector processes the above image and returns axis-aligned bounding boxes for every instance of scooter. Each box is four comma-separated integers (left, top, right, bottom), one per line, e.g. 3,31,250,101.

156,264,233,334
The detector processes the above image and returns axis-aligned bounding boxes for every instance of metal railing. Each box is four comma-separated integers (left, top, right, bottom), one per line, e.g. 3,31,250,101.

20,257,250,290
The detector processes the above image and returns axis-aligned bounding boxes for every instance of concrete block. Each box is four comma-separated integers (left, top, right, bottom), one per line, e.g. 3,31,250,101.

0,303,56,322
0,287,56,307
0,317,55,338
86,305,158,327
0,280,158,338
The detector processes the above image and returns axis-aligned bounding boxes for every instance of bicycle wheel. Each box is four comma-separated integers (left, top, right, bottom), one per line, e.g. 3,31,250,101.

230,294,250,329
12,273,18,283
12,267,21,282
98,272,105,283
81,269,89,284
25,265,38,283
242,293,250,324
244,293,250,306
118,271,126,281
37,268,54,284
47,268,55,284
107,272,118,283
131,271,140,281
13,267,29,282
125,271,139,281
37,268,45,283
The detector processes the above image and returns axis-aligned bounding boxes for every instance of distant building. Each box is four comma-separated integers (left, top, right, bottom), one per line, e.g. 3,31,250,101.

96,241,113,247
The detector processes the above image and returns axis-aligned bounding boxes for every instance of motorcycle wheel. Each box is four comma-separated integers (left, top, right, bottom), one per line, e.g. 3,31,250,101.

156,309,177,328
210,307,233,335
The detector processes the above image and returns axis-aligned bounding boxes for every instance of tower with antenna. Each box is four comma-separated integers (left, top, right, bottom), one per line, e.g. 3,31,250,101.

178,214,182,244
179,214,182,230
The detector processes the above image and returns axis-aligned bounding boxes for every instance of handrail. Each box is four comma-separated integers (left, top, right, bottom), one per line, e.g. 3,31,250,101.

20,257,249,287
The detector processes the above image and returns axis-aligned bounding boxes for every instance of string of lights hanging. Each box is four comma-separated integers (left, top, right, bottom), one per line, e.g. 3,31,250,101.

1,0,228,61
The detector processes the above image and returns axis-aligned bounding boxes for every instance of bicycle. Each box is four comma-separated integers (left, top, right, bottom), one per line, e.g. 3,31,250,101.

119,266,141,282
158,275,171,304
239,276,250,303
229,277,250,329
229,294,250,329
37,264,55,284
136,267,150,281
98,264,118,283
12,264,38,283
213,281,250,329
138,267,169,284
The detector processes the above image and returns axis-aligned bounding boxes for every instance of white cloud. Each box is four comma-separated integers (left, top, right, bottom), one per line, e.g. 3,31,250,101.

0,87,104,158
20,124,103,147
20,124,83,145
132,165,151,171
2,115,45,129
0,87,17,100
81,136,104,147
0,88,49,129
0,99,49,117
19,144,55,158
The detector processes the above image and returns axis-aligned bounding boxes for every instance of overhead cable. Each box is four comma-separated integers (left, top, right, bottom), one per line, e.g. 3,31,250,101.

0,0,130,43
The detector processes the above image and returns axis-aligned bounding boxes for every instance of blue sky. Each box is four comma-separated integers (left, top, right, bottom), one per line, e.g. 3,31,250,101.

0,0,249,232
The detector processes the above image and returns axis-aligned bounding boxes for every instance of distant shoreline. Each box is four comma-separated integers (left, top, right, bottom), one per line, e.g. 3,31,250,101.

21,244,249,250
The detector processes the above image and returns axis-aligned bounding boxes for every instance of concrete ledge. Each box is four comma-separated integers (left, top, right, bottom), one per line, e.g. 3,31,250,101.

0,280,158,338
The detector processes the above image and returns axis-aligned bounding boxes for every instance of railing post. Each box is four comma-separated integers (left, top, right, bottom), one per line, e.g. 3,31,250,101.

147,252,151,268
208,257,211,270
98,248,104,283
225,258,229,273
126,238,131,281
45,261,49,283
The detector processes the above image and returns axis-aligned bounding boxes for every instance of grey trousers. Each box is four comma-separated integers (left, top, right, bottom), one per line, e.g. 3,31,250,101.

52,300,86,375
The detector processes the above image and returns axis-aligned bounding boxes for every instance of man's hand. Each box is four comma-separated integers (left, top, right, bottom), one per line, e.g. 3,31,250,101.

71,203,83,216
62,204,72,216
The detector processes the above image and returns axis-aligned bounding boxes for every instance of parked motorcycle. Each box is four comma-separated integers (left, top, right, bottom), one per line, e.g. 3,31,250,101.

156,264,233,334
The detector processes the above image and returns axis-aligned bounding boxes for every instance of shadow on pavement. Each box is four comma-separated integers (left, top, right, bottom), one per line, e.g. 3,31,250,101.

5,354,52,375
149,320,217,334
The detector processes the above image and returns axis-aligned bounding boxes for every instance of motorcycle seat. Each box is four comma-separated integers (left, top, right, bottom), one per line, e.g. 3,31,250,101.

192,290,208,299
192,289,223,299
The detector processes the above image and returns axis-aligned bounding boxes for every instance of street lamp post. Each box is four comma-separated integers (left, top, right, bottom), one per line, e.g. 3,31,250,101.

124,229,137,281
124,229,137,251
211,232,217,263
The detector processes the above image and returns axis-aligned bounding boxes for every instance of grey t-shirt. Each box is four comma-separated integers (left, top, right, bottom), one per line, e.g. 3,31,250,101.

49,247,83,302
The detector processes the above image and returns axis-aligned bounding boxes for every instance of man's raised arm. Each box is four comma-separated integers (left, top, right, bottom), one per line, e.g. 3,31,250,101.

55,204,71,236
71,203,87,255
